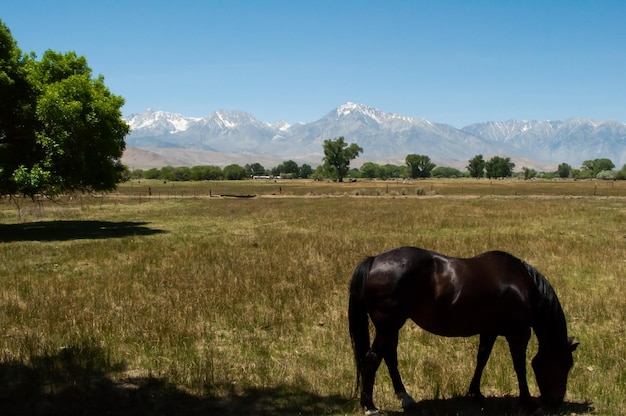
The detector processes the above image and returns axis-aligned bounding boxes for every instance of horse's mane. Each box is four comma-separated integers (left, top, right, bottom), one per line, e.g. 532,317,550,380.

520,259,568,347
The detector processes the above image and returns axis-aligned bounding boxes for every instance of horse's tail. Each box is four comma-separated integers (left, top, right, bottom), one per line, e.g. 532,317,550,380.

348,256,375,396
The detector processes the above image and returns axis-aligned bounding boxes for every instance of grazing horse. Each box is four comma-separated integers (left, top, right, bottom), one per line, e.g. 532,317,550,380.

348,246,578,415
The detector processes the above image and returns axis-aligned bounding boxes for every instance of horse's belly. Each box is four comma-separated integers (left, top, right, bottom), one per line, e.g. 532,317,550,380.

410,303,499,337
413,318,489,337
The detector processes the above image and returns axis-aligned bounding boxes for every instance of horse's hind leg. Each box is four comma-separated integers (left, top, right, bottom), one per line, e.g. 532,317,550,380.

468,332,497,399
360,318,412,415
360,333,384,414
382,326,417,410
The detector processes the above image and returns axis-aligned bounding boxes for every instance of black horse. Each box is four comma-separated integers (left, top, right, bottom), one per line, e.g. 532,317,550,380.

348,246,578,415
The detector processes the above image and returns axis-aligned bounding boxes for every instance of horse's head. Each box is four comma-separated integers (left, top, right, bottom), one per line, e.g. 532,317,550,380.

531,336,579,407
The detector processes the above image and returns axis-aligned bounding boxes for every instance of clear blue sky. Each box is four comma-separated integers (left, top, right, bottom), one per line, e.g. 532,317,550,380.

2,0,625,127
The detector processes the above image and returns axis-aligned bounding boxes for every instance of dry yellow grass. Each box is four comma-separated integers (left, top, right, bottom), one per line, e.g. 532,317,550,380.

0,180,623,415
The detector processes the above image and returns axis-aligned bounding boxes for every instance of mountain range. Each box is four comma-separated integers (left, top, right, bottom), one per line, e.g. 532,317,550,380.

122,102,626,171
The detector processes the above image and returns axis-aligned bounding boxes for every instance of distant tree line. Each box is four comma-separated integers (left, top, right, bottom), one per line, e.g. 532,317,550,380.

127,137,626,183
462,155,624,180
517,158,625,180
129,161,315,182
129,153,626,183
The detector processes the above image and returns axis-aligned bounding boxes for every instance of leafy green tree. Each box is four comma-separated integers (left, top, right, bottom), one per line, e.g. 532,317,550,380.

581,158,615,178
467,155,485,178
406,154,435,178
322,137,363,182
143,168,158,179
272,160,299,177
377,166,390,180
596,170,616,180
348,168,361,178
382,164,406,179
581,160,595,175
299,163,313,179
0,21,38,196
0,21,128,197
360,162,381,179
130,169,144,179
190,165,223,180
283,160,300,175
485,156,515,178
431,166,463,178
310,165,326,181
245,162,266,177
190,165,208,181
557,163,572,178
119,166,131,182
571,168,590,179
223,164,247,180
204,165,224,180
159,166,174,181
172,167,190,181
522,167,537,180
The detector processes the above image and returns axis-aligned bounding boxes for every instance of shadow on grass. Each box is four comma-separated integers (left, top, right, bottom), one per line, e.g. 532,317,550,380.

0,344,593,415
384,395,594,416
0,344,352,416
0,220,166,242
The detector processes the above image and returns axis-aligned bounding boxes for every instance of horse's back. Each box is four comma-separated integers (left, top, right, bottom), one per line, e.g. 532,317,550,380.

365,247,535,337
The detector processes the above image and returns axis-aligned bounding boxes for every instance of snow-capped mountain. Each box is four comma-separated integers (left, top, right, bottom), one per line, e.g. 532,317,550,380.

124,109,199,137
123,103,626,169
462,119,626,166
278,103,495,163
125,109,291,152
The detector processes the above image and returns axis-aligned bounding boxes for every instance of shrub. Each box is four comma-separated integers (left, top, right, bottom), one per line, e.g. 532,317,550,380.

596,170,616,180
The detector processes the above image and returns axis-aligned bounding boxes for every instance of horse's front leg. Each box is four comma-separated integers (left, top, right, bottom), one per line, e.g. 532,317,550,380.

468,332,497,399
505,328,537,409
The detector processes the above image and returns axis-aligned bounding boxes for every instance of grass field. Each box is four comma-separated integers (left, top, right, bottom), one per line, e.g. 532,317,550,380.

0,178,624,415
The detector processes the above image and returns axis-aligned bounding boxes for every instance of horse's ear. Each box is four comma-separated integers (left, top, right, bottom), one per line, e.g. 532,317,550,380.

568,336,579,351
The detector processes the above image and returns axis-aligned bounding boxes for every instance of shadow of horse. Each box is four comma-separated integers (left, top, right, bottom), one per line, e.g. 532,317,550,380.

383,395,594,416
0,344,351,416
0,220,166,242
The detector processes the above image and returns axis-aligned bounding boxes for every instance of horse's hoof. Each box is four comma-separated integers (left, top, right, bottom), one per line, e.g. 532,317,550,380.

399,392,418,410
520,397,542,414
531,408,545,416
467,391,485,401
364,407,380,415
